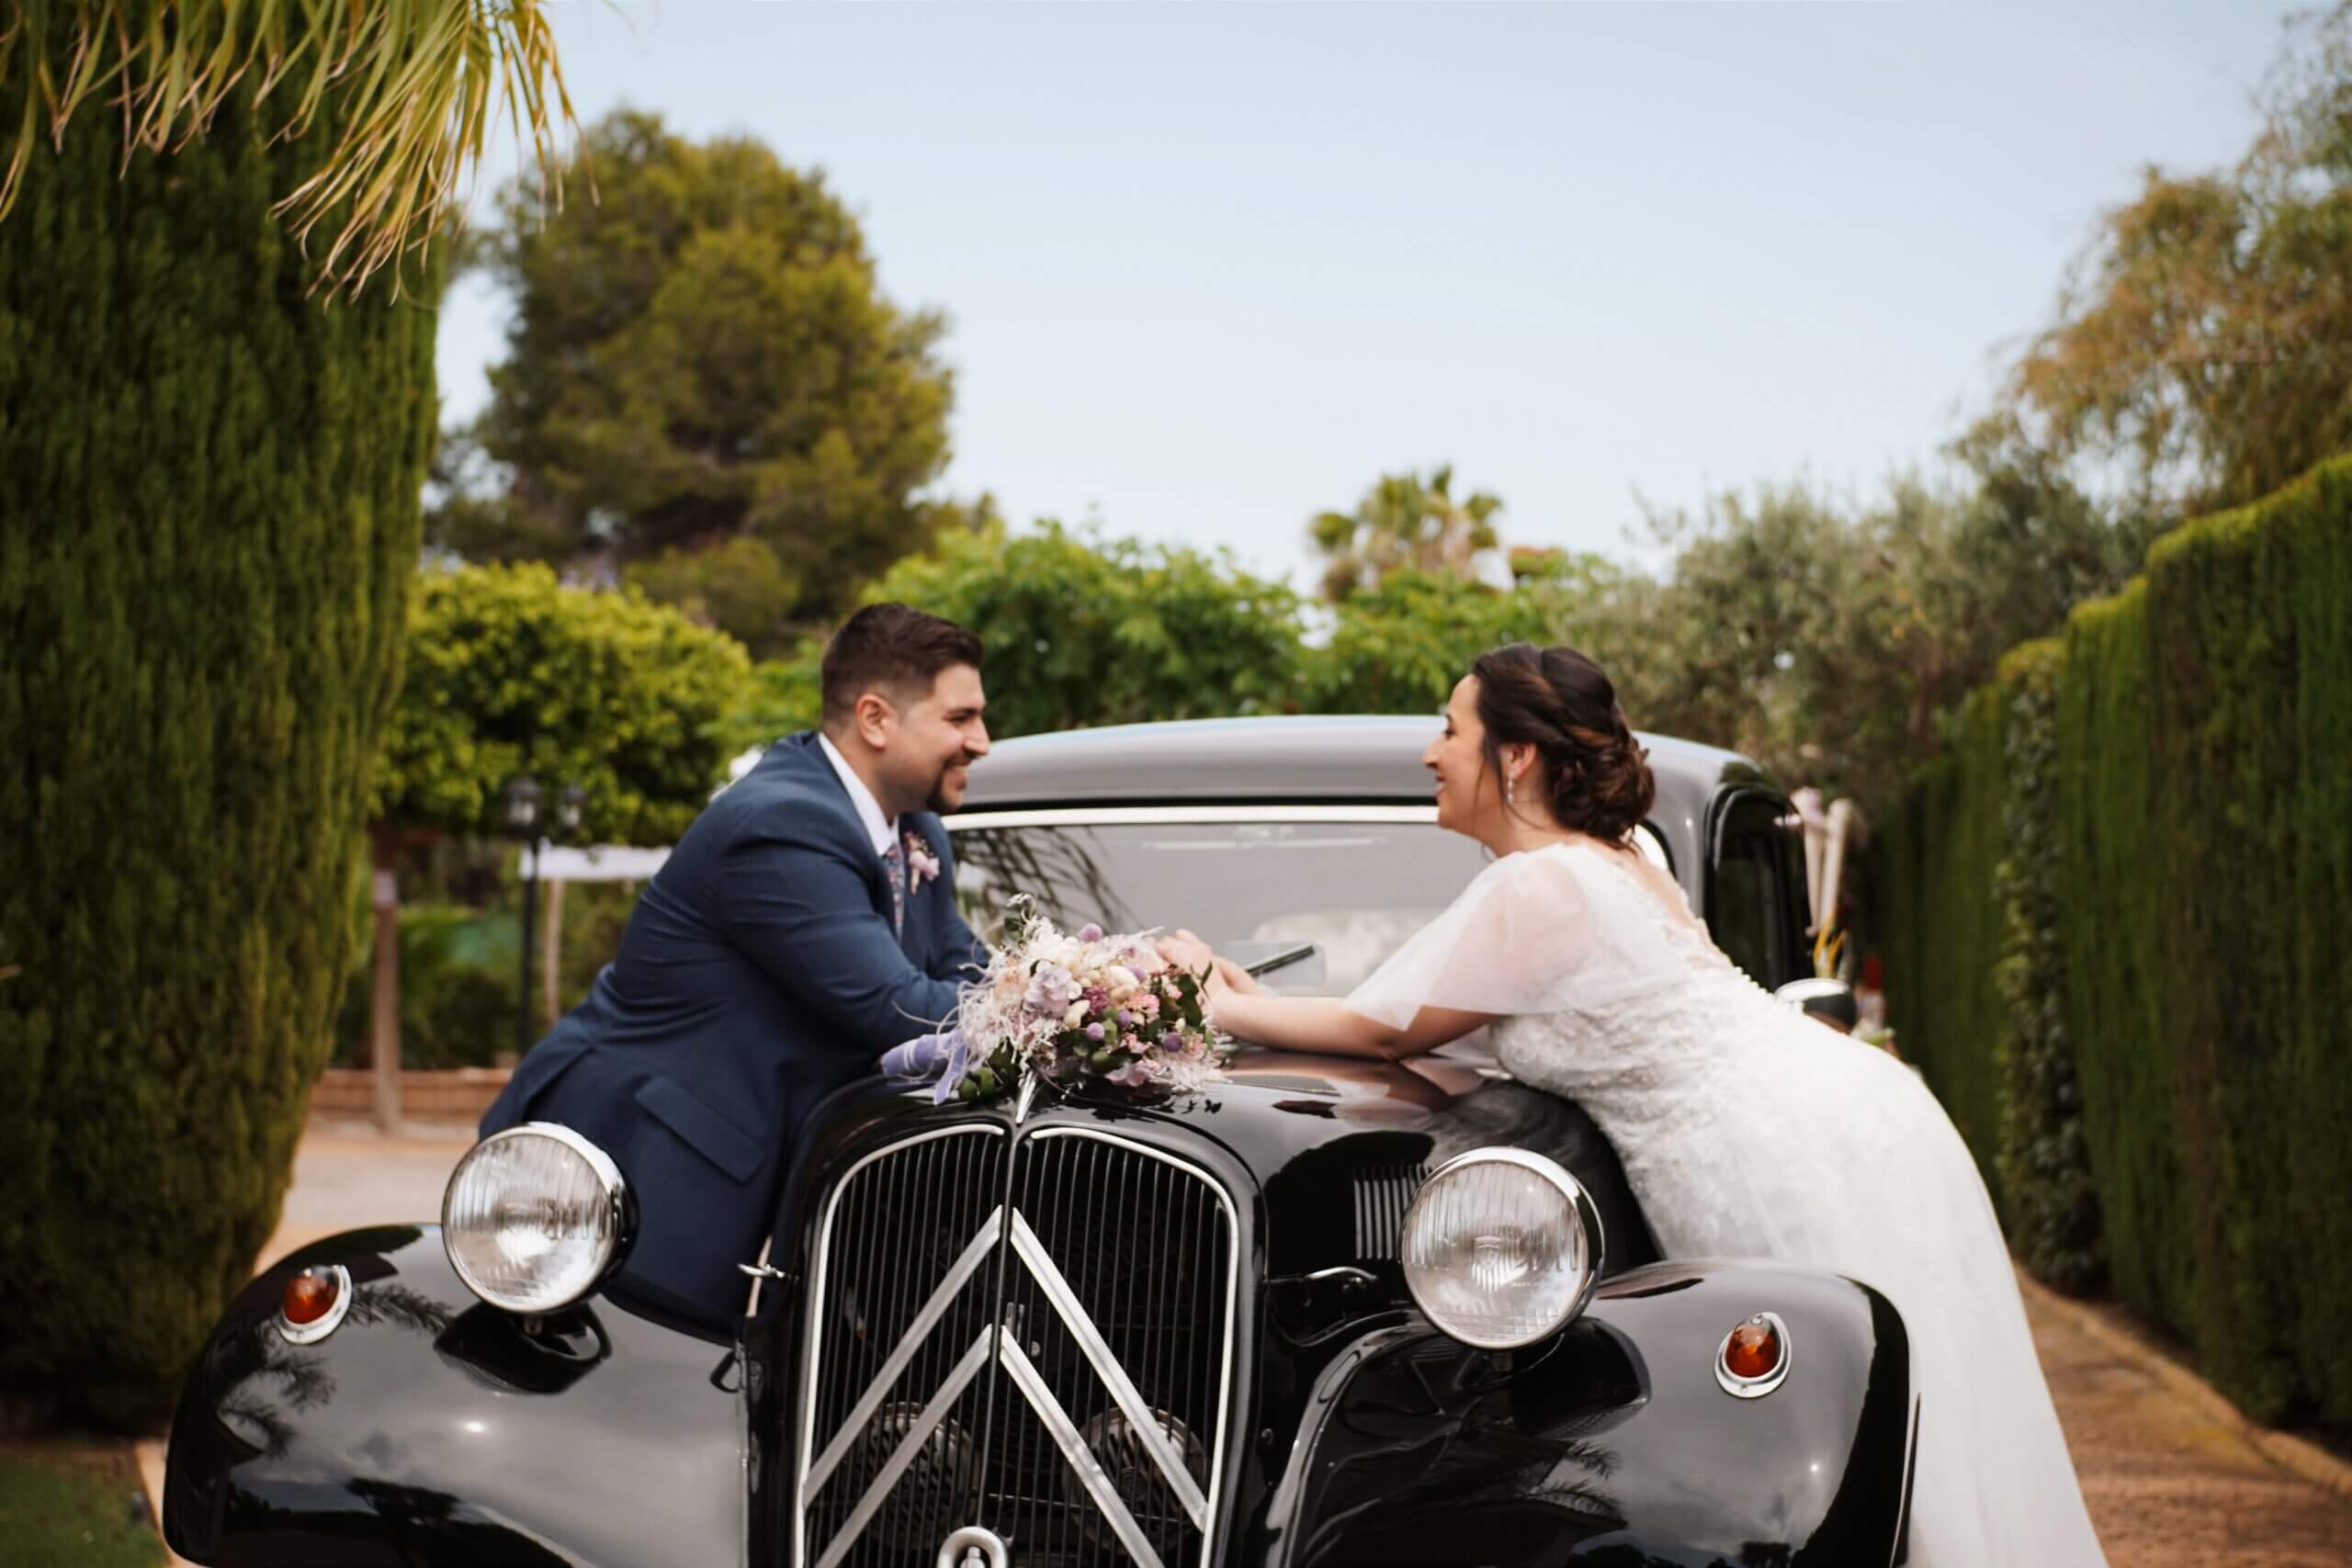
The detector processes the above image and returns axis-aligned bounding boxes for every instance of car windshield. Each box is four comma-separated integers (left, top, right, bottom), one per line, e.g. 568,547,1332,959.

945,815,1494,998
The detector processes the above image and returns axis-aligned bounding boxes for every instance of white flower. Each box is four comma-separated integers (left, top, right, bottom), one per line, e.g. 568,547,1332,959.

1105,965,1137,993
1064,1000,1090,1029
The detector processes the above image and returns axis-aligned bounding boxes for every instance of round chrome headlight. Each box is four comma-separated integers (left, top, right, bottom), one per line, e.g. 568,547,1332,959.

443,1123,634,1314
1400,1147,1604,1349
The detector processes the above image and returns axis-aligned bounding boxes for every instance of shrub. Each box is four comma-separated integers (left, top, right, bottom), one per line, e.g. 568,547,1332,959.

1886,455,2352,1426
1991,639,2102,1292
0,73,437,1419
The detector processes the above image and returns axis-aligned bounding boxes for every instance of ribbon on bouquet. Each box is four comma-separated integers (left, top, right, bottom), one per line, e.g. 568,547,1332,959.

879,1025,973,1105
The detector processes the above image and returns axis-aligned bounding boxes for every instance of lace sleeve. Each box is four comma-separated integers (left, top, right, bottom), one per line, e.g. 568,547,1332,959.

1341,844,1679,1029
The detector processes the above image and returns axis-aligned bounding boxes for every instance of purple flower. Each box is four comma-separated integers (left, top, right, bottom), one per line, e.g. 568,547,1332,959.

1160,1031,1183,1053
1085,1022,1105,1042
1115,1010,1132,1027
1076,922,1104,942
1023,963,1075,1015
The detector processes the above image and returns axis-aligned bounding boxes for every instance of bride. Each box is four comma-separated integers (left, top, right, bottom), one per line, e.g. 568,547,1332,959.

1182,642,2107,1567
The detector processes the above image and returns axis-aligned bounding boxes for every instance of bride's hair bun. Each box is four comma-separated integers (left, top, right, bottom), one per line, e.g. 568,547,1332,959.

1468,643,1656,841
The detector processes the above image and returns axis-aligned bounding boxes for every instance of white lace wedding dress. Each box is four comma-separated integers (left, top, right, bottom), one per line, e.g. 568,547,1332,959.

1345,839,2107,1567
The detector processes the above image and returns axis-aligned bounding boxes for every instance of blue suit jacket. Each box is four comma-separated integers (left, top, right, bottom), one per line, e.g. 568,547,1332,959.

479,731,982,1328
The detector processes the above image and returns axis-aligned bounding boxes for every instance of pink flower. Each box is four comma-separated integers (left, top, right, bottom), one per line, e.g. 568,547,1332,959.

904,832,943,888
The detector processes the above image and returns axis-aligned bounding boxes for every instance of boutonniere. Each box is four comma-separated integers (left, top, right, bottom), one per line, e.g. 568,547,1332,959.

903,830,942,890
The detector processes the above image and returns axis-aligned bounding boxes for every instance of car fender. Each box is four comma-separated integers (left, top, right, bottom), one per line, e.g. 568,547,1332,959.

164,1224,744,1568
1263,1259,1916,1568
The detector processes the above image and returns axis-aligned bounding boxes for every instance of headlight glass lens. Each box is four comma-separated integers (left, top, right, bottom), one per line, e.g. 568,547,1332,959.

443,1125,628,1313
1401,1149,1600,1349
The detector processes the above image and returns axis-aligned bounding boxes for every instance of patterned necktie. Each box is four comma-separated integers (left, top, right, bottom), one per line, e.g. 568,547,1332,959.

880,837,907,933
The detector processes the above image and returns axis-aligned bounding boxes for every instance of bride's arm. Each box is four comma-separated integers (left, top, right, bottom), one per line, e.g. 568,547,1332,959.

1206,988,1494,1062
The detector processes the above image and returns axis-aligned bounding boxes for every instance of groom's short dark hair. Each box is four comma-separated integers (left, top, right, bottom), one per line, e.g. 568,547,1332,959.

820,604,985,724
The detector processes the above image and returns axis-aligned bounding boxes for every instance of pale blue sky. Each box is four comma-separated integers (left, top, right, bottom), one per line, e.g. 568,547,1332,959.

437,1,2303,587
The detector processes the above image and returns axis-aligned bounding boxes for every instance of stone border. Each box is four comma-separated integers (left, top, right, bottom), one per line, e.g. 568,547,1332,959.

135,1438,198,1566
307,1066,510,1123
2015,1269,2352,1502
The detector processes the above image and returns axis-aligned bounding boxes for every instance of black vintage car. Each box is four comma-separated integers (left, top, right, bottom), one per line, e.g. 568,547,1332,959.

165,716,1916,1568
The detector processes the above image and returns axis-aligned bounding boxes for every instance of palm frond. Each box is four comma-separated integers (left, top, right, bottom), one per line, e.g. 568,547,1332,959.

0,0,585,296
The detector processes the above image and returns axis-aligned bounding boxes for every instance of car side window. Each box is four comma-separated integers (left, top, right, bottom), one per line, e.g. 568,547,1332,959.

1709,793,1805,989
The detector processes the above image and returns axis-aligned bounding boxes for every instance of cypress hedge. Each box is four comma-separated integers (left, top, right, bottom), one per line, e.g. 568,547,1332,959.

2053,580,2190,1336
1990,638,2101,1293
1876,681,2010,1221
1880,455,2352,1427
2130,457,2352,1423
0,69,438,1418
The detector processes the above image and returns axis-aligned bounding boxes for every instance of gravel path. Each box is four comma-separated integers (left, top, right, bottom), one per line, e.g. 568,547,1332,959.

2026,1279,2352,1566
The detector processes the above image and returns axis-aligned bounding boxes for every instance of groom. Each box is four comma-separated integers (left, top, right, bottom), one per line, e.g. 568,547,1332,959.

479,603,990,1329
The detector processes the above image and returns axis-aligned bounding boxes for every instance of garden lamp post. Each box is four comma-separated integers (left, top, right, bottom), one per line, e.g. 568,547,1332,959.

503,775,543,1055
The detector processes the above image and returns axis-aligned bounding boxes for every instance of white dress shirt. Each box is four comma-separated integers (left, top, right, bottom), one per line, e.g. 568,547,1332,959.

817,732,899,857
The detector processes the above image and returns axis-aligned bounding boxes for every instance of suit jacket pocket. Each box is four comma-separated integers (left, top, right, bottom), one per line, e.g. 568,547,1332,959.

634,1075,764,1185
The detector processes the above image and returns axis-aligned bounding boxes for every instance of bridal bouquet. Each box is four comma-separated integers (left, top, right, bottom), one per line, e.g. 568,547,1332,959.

884,898,1227,1104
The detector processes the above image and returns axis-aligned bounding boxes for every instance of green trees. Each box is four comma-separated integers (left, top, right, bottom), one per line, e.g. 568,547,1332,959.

1308,465,1505,602
0,0,578,1425
0,1,573,296
437,109,959,654
359,563,749,1094
0,74,443,1420
717,523,1303,747
2005,4,2352,512
374,564,752,848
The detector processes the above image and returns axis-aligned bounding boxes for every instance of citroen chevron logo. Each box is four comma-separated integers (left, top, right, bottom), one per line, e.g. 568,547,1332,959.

804,1204,1204,1568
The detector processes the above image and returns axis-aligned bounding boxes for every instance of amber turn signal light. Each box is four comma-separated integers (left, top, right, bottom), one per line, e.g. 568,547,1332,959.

1723,1317,1781,1381
282,1269,341,1325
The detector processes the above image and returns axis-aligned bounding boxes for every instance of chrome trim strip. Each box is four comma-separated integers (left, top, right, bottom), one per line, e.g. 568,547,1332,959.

803,1207,1004,1501
795,1124,1007,1568
998,1337,1167,1568
1029,1127,1240,1568
944,803,1670,871
944,804,1440,829
1009,1211,1210,1528
1262,1323,1426,1568
810,1330,995,1568
1890,1394,1920,1567
275,1264,355,1346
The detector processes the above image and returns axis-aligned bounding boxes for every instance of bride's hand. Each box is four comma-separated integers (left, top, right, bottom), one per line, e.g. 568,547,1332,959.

1210,955,1263,997
1155,929,1216,973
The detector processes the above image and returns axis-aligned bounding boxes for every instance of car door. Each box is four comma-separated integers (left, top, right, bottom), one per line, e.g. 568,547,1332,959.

1705,789,1811,991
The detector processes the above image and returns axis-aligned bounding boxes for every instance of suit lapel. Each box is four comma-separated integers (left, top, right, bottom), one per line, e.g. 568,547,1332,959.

777,732,899,927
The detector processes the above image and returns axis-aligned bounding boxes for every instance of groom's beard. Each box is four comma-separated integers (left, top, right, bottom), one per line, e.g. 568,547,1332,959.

926,756,977,813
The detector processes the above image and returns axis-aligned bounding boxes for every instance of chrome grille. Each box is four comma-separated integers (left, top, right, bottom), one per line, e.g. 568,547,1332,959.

797,1124,1238,1568
1350,1165,1425,1260
800,1126,1007,1568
